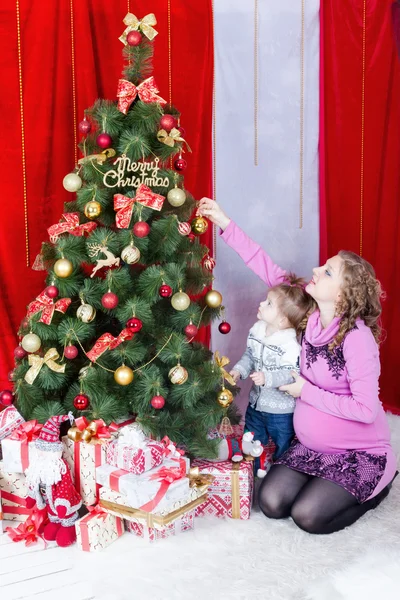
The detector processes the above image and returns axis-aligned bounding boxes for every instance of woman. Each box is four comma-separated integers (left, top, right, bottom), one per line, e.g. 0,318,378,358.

198,198,397,534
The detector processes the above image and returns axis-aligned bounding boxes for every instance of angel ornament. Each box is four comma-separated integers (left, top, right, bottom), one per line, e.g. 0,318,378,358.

88,243,120,277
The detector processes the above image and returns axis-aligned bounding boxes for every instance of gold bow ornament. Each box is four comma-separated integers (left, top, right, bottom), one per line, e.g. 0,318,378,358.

78,148,116,166
119,13,158,44
157,128,192,152
24,348,66,384
214,351,236,386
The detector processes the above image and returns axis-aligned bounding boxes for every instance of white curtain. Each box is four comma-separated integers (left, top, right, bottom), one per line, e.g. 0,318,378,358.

212,0,320,415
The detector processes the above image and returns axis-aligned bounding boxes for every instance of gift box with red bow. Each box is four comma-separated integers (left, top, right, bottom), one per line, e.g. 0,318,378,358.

1,420,42,473
75,505,124,552
0,406,25,442
0,462,31,521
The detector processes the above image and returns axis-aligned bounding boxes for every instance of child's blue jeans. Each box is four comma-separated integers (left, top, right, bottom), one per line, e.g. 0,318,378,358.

245,404,295,469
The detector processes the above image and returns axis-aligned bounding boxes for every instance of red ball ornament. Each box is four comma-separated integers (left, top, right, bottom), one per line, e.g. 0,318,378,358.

126,30,142,46
14,345,27,360
21,318,30,330
133,221,150,238
178,126,186,137
78,118,92,134
45,285,59,299
159,284,173,298
126,317,143,332
73,393,90,411
188,233,196,243
64,345,79,359
184,323,198,338
151,395,165,409
96,133,112,149
218,321,232,334
8,370,15,382
0,389,14,406
174,157,187,172
101,292,119,309
160,114,177,132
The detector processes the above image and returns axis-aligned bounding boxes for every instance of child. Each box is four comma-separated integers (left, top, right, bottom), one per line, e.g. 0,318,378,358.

230,278,314,476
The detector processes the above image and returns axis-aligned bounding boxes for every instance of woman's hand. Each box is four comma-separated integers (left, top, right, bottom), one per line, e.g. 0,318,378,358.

197,198,231,231
229,369,241,383
250,371,265,386
279,371,306,398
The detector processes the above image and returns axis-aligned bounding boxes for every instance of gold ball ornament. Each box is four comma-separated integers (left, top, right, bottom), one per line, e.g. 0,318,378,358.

205,289,223,308
167,186,186,207
191,216,209,235
217,388,234,408
168,365,189,385
54,258,73,278
84,201,102,220
171,291,191,311
121,244,140,264
114,365,134,386
76,303,96,323
21,333,42,353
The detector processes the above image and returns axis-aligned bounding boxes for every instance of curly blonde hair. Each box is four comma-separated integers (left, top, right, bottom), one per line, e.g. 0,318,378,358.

270,274,316,336
330,250,385,350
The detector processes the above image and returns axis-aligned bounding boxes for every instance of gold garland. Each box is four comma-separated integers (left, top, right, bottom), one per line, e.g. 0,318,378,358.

254,0,259,167
360,0,366,256
70,0,77,165
16,1,30,267
299,0,305,229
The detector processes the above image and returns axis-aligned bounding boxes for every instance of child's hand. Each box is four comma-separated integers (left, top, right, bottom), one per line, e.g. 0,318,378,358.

229,369,241,383
250,371,265,386
197,198,230,230
279,371,306,398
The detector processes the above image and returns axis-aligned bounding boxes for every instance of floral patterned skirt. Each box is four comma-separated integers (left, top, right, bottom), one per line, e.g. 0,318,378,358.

275,441,387,503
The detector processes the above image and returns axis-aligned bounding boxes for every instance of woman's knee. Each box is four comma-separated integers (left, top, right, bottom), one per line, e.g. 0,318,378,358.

290,500,324,534
258,487,291,519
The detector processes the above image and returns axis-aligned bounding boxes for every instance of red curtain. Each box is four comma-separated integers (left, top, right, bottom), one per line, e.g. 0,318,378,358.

320,0,400,413
0,0,213,389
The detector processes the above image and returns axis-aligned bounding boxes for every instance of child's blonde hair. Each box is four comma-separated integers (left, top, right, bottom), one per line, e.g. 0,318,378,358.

270,274,316,336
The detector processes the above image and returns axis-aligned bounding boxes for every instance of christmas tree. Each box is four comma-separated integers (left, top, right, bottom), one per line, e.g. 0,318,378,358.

6,14,238,458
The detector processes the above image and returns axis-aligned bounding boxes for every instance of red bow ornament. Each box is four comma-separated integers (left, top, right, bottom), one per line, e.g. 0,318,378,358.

6,508,48,547
161,436,185,459
116,77,166,114
26,290,71,325
47,213,97,243
86,328,134,362
9,420,42,443
114,184,165,228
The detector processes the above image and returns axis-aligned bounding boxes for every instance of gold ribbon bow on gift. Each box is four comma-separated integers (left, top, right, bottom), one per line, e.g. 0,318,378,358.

78,148,116,166
24,348,66,384
157,128,192,152
188,466,215,489
214,351,237,386
119,12,158,44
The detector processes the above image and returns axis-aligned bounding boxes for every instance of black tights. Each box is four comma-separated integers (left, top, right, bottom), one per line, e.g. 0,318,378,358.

258,464,393,534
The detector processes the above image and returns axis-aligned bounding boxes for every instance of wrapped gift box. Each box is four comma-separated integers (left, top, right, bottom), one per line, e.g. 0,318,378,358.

96,456,190,514
76,508,124,552
0,407,25,442
1,420,42,474
0,490,3,534
0,462,31,521
106,438,164,475
62,436,110,506
125,509,194,543
191,459,254,520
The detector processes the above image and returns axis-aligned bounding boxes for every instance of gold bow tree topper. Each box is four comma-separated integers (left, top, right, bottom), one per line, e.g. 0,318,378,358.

119,13,158,44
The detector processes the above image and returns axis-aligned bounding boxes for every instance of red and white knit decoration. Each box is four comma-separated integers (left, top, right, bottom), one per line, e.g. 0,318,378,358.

203,255,216,271
35,414,72,451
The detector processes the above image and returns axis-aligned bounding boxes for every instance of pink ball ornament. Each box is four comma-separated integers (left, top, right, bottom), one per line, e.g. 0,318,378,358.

96,133,112,149
174,157,187,172
101,292,119,309
126,317,143,332
0,389,14,406
14,345,27,360
151,395,165,409
64,345,79,359
160,114,177,132
184,323,198,338
127,30,142,46
133,221,150,238
159,284,173,298
218,321,231,335
78,118,92,134
45,285,59,299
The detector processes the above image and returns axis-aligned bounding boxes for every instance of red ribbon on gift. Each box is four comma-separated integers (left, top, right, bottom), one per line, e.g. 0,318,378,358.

6,508,48,546
116,77,166,114
26,290,71,325
86,328,134,362
140,458,186,513
8,420,43,471
161,436,185,459
47,213,98,243
114,184,165,229
108,416,136,432
79,505,123,551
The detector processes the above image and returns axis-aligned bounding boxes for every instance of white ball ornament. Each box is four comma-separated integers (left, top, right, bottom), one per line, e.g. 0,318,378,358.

171,291,191,311
76,303,96,323
63,172,82,192
167,187,186,207
168,364,188,385
21,333,41,353
121,244,141,265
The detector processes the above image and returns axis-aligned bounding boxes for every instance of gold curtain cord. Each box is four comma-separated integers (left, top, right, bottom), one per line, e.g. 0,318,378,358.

360,0,366,256
16,1,30,267
70,0,77,165
299,0,305,229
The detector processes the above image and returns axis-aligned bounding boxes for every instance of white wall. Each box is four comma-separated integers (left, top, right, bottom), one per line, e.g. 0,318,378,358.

212,0,320,415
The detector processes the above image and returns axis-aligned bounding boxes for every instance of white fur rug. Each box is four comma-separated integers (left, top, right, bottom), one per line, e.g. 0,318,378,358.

71,414,400,600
